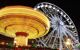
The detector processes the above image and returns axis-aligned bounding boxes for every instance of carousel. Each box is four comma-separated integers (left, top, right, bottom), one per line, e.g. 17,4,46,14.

0,5,50,46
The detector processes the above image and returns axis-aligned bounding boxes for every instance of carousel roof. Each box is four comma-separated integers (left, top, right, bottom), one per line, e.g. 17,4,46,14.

0,6,50,39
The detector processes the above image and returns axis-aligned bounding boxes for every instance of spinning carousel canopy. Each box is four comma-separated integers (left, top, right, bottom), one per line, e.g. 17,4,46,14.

0,6,50,39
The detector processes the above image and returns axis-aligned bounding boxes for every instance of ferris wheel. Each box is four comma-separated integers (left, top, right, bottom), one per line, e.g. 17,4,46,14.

34,2,79,50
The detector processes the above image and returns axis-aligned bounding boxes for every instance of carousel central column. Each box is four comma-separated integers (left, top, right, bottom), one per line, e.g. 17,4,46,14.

14,32,29,47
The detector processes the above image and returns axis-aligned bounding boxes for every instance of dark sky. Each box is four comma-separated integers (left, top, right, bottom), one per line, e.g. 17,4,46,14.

0,0,80,40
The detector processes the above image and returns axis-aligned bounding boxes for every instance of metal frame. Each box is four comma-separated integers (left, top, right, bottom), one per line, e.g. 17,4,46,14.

34,2,79,50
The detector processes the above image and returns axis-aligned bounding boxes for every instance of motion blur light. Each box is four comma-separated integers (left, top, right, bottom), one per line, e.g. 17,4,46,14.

0,6,50,46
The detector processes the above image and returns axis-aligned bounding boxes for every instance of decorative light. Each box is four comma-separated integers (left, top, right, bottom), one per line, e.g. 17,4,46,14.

14,40,17,45
16,45,18,47
1,42,5,45
6,43,8,45
65,38,72,46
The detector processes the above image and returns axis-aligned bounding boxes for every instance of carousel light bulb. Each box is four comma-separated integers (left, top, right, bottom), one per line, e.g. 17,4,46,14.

14,40,17,44
1,42,5,45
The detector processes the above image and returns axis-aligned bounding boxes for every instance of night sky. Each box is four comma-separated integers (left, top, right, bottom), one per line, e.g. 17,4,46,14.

0,0,80,41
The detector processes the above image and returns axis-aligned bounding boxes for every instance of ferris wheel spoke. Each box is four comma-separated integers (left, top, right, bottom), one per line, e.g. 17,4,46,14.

59,15,63,21
41,6,58,21
51,31,59,48
39,39,47,47
61,27,68,37
59,28,64,50
45,38,49,44
44,27,57,42
51,38,57,48
63,32,68,37
66,28,76,41
48,13,55,20
63,20,67,23
48,30,57,45
41,8,58,25
59,37,63,50
51,24,57,27
46,34,54,46
61,37,68,49
67,27,76,35
65,25,75,29
40,6,54,18
57,27,62,50
44,27,58,46
41,7,48,14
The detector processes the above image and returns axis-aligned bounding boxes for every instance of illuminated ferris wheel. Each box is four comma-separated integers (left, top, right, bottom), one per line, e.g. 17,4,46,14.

34,2,79,50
